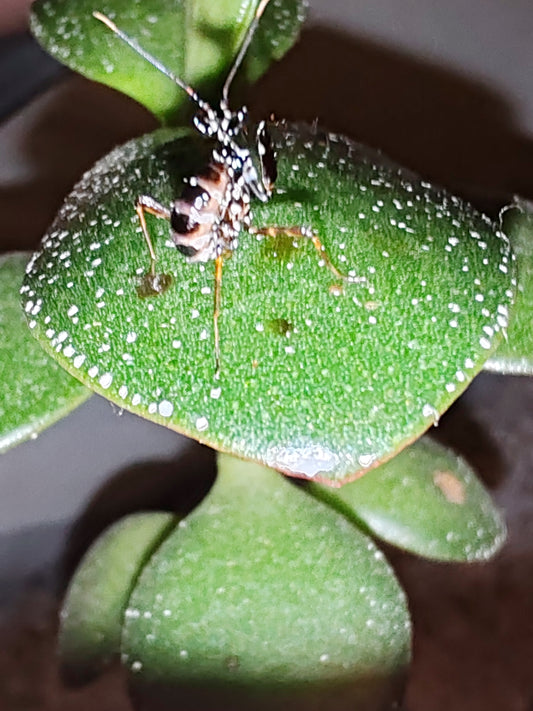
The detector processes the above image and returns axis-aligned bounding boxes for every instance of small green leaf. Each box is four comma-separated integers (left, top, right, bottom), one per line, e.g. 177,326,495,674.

22,126,515,484
308,437,506,561
121,455,410,705
486,198,533,374
0,252,89,453
59,512,176,683
30,0,306,125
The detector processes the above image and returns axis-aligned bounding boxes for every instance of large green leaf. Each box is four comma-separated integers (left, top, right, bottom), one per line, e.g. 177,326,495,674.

30,0,307,125
22,125,515,484
122,455,410,707
309,437,505,561
0,252,89,453
486,198,533,374
60,512,176,683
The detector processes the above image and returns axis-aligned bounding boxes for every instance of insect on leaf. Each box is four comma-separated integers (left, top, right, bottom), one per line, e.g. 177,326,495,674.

22,126,516,485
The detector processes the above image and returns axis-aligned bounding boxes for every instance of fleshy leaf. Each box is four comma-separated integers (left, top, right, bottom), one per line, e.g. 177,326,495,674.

59,511,176,683
486,198,533,374
122,455,410,707
30,0,307,125
22,125,515,484
0,252,90,453
308,437,506,561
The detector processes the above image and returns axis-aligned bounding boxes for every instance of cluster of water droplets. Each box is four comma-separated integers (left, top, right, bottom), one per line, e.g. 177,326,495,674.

21,121,516,483
271,122,514,449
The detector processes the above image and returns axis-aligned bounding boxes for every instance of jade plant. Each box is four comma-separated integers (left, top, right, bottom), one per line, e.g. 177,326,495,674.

2,0,533,707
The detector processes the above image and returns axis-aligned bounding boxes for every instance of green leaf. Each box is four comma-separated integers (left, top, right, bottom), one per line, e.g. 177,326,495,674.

485,198,533,374
122,455,410,706
0,252,90,453
59,511,176,683
30,0,306,125
22,125,515,484
308,437,505,561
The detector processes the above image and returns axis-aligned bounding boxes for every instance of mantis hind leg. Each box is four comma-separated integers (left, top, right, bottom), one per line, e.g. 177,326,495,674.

213,253,224,377
135,195,173,297
249,225,366,285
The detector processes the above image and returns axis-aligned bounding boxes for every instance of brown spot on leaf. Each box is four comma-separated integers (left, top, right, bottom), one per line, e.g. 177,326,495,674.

364,300,380,311
267,317,292,337
433,470,466,505
136,272,173,298
225,654,240,672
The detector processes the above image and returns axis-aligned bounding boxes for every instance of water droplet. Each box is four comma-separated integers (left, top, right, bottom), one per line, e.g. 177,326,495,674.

73,354,85,368
99,373,113,389
358,453,375,468
158,400,174,417
196,416,209,431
